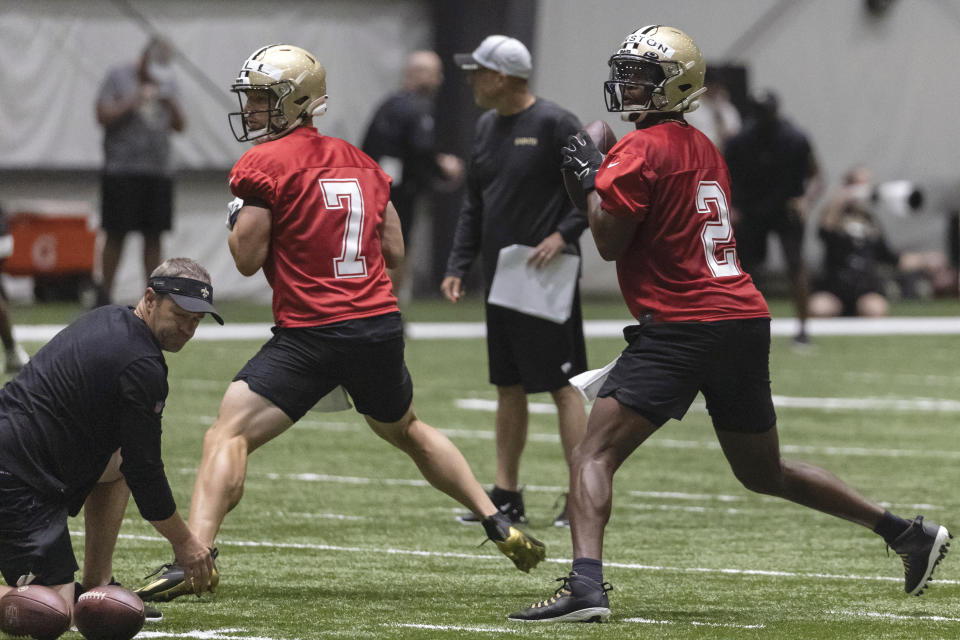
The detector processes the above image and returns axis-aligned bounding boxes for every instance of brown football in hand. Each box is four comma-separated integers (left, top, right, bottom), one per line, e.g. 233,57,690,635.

563,119,618,210
74,585,145,640
0,585,71,640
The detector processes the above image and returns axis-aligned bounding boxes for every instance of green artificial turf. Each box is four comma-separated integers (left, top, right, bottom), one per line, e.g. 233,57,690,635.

3,298,958,639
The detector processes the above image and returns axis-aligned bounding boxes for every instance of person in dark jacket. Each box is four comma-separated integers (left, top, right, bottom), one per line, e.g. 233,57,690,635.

0,257,221,613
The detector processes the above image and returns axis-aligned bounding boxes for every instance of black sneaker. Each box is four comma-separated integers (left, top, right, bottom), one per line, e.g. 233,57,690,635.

134,548,220,602
889,515,952,595
75,580,163,622
482,512,546,573
552,494,569,528
508,573,613,623
458,488,528,525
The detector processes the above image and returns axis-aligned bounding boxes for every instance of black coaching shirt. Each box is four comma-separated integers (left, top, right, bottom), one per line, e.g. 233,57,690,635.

361,89,441,222
0,305,175,520
444,98,587,286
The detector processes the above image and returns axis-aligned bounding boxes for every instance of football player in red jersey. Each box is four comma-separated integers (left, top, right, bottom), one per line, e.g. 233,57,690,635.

134,45,545,603
507,26,950,623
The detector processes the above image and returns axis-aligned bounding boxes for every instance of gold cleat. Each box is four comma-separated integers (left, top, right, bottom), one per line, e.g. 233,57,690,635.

134,548,219,602
493,525,546,573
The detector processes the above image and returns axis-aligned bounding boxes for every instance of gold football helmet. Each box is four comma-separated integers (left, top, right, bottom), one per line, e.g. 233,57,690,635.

229,44,328,143
604,25,706,115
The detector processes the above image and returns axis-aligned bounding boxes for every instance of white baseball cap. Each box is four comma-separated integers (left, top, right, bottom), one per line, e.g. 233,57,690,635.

454,35,532,79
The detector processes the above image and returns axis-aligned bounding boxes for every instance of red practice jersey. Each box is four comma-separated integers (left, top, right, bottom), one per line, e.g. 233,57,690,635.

595,121,769,322
229,127,398,327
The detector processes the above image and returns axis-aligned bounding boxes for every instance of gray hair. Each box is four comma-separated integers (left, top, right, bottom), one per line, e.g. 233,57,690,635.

149,257,212,284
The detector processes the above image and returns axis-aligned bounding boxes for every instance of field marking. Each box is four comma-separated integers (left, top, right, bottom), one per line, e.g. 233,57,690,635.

386,623,518,634
828,610,960,623
137,628,291,640
14,316,960,343
624,617,765,629
96,532,960,588
456,395,960,414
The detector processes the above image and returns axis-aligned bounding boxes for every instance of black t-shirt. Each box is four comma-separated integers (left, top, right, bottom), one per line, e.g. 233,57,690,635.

724,118,814,216
361,89,440,217
444,98,587,286
0,305,175,520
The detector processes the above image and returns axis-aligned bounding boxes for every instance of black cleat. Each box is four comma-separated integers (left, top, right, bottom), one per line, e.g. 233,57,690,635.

482,512,545,573
134,548,220,602
508,573,613,623
458,488,527,525
889,515,952,596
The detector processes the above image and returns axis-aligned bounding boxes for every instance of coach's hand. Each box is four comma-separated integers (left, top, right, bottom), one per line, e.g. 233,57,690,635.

527,232,565,269
441,276,464,303
226,197,244,231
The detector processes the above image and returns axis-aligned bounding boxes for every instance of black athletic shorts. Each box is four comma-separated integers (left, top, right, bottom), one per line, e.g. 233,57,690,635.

0,470,77,587
485,288,588,393
734,208,805,276
234,312,413,423
597,318,776,433
100,173,173,233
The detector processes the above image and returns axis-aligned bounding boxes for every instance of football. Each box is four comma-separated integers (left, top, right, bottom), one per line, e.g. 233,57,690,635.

0,585,71,640
74,586,145,640
562,119,619,210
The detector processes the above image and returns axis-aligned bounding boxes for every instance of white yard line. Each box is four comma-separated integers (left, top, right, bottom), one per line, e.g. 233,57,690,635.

15,316,960,343
624,617,766,629
88,531,959,588
386,623,519,634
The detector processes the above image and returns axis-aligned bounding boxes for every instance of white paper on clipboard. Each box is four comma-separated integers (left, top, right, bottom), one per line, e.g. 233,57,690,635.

486,244,580,324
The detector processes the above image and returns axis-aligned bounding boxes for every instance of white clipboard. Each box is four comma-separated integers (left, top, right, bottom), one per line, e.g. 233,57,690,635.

487,244,580,324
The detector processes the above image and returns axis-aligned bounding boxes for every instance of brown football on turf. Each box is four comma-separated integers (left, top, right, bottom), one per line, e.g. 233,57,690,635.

563,119,618,210
0,585,71,640
74,586,145,640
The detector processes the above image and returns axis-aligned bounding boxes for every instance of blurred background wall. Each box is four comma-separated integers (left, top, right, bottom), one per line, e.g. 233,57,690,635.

1,0,957,302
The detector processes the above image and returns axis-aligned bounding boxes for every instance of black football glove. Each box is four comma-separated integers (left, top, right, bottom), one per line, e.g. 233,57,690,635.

561,131,604,193
226,197,244,231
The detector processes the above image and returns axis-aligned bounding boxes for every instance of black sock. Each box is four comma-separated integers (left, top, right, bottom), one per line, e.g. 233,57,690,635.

873,510,912,545
490,485,522,505
572,557,603,584
482,511,509,541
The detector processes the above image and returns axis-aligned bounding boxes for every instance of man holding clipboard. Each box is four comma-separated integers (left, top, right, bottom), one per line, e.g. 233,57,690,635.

442,35,588,528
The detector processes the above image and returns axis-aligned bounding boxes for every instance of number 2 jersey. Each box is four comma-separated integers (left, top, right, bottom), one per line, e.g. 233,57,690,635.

229,126,398,327
594,121,769,323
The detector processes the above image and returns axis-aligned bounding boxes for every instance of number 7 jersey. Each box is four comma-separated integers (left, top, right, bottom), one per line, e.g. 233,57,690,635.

594,121,769,322
229,126,398,327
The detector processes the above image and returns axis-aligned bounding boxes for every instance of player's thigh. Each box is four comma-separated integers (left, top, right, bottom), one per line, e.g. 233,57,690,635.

341,332,413,424
0,474,76,587
597,321,716,427
576,396,659,468
96,449,123,483
213,380,294,452
231,330,341,431
701,319,776,433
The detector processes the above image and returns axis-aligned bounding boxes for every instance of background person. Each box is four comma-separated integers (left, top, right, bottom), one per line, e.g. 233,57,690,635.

508,24,951,623
724,90,823,346
442,34,588,527
362,50,464,304
0,204,30,374
0,257,221,618
135,44,544,603
809,166,901,318
94,36,185,307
